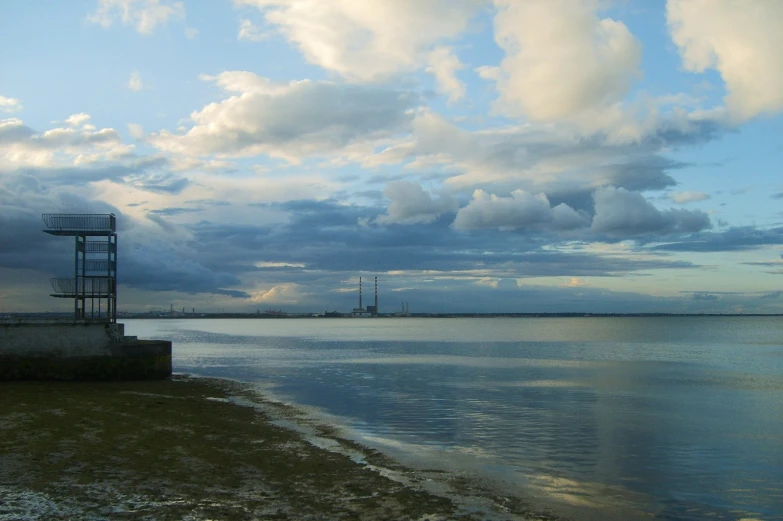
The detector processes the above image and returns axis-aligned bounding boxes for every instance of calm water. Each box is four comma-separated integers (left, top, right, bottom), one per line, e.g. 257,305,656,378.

125,317,783,520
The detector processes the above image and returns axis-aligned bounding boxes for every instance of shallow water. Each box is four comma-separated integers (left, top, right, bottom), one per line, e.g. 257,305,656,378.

125,316,783,520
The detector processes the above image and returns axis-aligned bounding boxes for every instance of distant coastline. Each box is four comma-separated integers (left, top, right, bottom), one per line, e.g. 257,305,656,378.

5,311,783,321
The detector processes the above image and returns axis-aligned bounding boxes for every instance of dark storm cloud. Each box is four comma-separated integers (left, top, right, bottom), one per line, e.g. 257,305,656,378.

120,246,249,298
15,156,171,189
605,156,680,191
184,199,698,281
591,186,711,237
0,182,250,298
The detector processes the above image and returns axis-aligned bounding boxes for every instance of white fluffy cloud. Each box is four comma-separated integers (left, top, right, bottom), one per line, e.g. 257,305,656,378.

0,96,22,113
0,117,127,169
453,189,587,231
234,0,480,81
485,0,642,122
89,0,185,34
426,47,466,103
376,180,457,225
667,0,783,121
65,113,91,127
149,71,419,162
592,186,710,237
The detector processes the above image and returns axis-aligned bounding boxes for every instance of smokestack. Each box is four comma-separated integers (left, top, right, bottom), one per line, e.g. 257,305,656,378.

359,276,363,309
374,277,378,314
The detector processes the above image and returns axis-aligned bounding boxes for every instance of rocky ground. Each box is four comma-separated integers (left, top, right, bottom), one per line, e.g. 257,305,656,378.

0,376,564,521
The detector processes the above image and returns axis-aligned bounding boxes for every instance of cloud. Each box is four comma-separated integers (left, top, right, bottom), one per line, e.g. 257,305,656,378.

453,189,588,231
237,19,267,41
149,71,420,162
235,0,480,81
127,123,145,139
375,180,457,225
185,200,696,280
426,46,466,103
689,291,719,301
184,27,198,39
128,71,144,91
591,186,711,237
486,0,642,122
667,0,783,121
372,110,708,202
653,226,783,252
89,0,185,35
64,113,91,127
0,96,22,113
669,191,710,204
0,117,126,169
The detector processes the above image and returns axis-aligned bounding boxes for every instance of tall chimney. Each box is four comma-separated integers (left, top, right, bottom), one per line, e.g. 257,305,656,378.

374,276,378,314
359,276,362,309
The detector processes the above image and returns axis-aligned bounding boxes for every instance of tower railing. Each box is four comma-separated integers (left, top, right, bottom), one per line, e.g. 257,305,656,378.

42,213,118,322
42,213,116,232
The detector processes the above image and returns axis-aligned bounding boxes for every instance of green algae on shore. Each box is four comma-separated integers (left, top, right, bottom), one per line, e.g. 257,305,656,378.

0,376,561,521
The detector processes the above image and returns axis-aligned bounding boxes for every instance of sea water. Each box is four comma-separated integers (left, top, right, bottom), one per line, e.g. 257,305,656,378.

124,316,783,520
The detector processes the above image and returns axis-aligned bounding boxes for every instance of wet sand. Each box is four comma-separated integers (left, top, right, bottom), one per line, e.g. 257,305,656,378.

0,376,563,520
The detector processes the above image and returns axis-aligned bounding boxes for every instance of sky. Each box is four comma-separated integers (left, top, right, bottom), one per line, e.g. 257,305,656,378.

1,0,782,315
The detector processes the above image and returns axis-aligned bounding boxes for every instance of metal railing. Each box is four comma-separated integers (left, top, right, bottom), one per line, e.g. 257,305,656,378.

82,260,115,273
50,277,113,295
42,213,116,232
84,241,111,252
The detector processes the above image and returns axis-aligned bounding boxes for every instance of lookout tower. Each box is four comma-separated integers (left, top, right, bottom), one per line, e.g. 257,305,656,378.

42,213,117,322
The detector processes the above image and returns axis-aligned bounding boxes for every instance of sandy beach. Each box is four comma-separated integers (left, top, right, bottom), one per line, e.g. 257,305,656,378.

0,376,563,521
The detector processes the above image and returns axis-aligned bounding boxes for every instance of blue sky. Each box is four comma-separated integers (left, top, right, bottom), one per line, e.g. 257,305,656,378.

1,0,782,314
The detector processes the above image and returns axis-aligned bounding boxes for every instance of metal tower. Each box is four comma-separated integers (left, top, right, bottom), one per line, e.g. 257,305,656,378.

42,213,117,322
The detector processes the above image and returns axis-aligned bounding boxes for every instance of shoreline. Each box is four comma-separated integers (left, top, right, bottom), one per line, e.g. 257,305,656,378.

0,375,566,520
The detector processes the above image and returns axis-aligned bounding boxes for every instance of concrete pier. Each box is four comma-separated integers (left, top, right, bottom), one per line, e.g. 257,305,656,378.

0,320,171,381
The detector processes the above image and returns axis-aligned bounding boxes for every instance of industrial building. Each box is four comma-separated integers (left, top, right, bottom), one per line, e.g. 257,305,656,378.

351,276,379,317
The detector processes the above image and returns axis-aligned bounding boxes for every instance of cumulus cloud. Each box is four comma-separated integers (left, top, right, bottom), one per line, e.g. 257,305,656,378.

64,113,91,127
591,186,711,237
89,0,185,35
235,0,480,81
486,0,642,122
0,96,22,113
375,180,457,225
0,117,125,169
669,191,710,204
149,71,420,162
373,110,697,200
667,0,783,121
128,71,144,91
453,189,588,231
426,46,466,103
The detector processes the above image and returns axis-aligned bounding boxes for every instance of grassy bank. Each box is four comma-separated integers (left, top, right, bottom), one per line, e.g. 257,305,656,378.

0,376,561,520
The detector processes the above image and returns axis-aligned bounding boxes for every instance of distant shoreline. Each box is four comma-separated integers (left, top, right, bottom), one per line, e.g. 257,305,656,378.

5,311,783,321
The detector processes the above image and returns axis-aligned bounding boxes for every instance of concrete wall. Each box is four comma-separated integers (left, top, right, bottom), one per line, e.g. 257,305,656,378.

0,321,171,381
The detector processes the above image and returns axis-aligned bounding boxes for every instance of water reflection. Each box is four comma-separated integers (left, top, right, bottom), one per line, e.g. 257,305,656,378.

125,318,783,520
